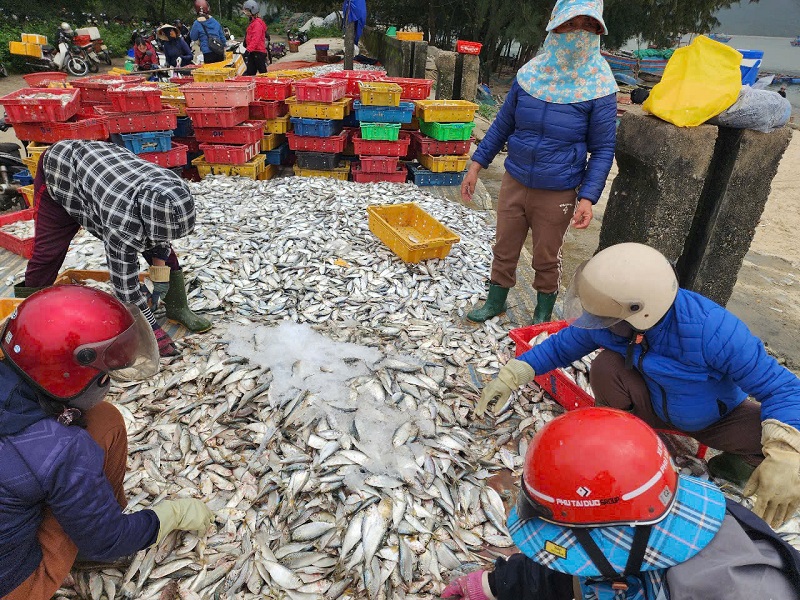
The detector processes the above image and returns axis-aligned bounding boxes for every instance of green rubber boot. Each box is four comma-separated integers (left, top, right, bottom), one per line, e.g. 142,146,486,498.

467,283,509,323
14,283,45,298
533,291,558,324
707,452,757,487
164,270,212,333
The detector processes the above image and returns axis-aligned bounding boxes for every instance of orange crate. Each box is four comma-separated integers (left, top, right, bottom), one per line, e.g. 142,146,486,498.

395,31,424,42
366,203,459,263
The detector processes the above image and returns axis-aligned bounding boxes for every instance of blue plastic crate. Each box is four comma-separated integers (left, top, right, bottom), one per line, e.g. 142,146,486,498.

12,169,33,186
111,130,173,154
353,101,415,124
290,117,343,137
407,162,466,186
737,48,764,86
173,117,194,138
263,142,290,165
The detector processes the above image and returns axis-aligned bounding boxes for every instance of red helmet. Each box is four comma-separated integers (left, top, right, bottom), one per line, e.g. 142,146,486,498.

194,0,211,15
2,286,160,401
517,407,678,526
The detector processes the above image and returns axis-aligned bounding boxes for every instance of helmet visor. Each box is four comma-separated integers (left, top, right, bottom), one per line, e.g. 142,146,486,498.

74,304,160,381
563,262,629,330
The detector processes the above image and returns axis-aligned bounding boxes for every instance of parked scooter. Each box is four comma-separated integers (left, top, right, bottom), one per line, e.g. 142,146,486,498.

8,24,89,77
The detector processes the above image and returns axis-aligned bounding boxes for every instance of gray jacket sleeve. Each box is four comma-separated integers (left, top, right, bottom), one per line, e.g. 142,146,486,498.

666,514,798,600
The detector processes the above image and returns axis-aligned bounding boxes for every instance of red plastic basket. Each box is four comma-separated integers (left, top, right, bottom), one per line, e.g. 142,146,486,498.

11,116,109,144
169,76,194,85
72,75,145,103
96,106,179,134
140,143,189,168
293,77,347,103
182,82,256,108
22,71,68,88
0,88,80,123
456,40,483,55
379,77,434,100
358,155,400,173
194,120,264,144
410,131,473,155
351,163,407,183
199,140,260,164
74,34,92,46
323,71,385,98
351,131,411,157
185,106,249,128
249,100,288,120
231,76,293,101
286,130,349,153
0,208,35,258
106,84,162,113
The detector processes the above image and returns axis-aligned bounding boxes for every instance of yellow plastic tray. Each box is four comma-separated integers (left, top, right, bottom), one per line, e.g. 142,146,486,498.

260,70,315,81
18,185,34,208
261,133,286,151
193,153,267,179
285,97,351,120
367,203,460,263
418,153,470,173
258,164,279,180
263,115,291,134
293,164,350,181
358,82,402,107
414,100,479,123
395,32,424,42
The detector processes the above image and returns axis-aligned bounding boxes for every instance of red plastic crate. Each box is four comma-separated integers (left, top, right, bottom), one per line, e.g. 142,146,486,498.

456,40,483,55
380,77,434,100
72,75,145,103
170,76,194,85
1,88,80,123
323,71,385,98
194,120,264,144
352,163,407,183
22,71,68,88
0,208,35,258
358,155,400,173
230,76,293,101
286,130,349,153
74,34,92,46
173,137,201,153
410,131,473,155
140,143,189,169
96,106,179,134
11,117,110,144
351,131,411,157
182,82,255,108
106,84,162,113
249,100,288,120
185,106,249,128
293,77,347,103
199,140,260,164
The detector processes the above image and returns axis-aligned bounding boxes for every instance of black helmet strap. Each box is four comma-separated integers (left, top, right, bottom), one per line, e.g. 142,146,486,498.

571,524,652,591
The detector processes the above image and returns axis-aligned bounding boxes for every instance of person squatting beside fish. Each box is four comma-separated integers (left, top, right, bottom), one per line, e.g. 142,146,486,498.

15,140,212,357
480,242,800,529
442,408,800,600
0,287,213,600
462,0,618,325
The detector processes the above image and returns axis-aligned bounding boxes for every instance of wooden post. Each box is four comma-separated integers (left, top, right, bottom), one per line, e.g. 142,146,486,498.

344,21,355,70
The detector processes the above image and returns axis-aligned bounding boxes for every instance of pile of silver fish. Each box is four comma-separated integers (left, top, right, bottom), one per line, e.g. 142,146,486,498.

0,218,35,239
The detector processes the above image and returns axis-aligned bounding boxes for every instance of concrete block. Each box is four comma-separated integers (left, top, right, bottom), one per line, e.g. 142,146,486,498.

459,54,480,102
411,41,428,79
435,51,457,100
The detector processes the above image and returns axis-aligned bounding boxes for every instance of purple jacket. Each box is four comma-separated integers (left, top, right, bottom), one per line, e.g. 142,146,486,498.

0,361,158,596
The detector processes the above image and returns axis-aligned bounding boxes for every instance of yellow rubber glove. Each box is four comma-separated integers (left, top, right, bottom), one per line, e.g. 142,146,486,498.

744,419,800,528
476,359,536,417
151,499,214,545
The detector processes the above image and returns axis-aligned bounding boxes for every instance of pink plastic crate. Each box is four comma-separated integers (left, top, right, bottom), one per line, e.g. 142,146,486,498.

230,76,293,101
186,106,249,128
199,140,260,164
0,88,80,123
352,163,407,183
106,84,162,113
194,120,265,145
181,82,256,108
323,71,385,98
140,143,189,168
249,100,289,120
96,106,179,135
293,77,347,103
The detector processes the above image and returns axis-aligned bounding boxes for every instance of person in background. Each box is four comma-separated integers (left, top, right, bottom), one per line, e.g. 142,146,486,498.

190,0,226,64
0,286,214,600
157,24,193,68
462,0,617,325
133,36,158,71
242,0,268,74
479,242,800,529
174,19,191,44
442,408,800,600
16,140,213,357
779,85,788,98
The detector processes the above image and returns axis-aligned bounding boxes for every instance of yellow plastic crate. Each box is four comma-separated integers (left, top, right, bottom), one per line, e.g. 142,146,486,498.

161,96,186,116
293,164,350,181
414,100,479,123
9,41,42,58
260,70,315,81
26,142,48,163
263,115,291,134
358,82,402,107
193,153,266,179
22,33,47,45
395,31,424,42
261,133,286,151
285,97,351,120
22,156,37,177
418,153,470,173
18,185,34,208
367,203,460,263
194,67,237,83
258,164,279,180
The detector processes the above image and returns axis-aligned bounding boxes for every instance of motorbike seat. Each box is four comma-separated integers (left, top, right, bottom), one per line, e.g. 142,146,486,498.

41,44,54,52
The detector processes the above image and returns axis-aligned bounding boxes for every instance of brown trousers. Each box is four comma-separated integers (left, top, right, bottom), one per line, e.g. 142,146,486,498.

589,350,764,465
491,172,577,293
5,402,129,600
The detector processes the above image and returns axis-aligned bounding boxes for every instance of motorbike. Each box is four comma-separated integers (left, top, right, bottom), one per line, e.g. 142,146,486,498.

270,41,287,60
75,26,112,65
75,40,101,73
9,36,89,77
0,120,35,214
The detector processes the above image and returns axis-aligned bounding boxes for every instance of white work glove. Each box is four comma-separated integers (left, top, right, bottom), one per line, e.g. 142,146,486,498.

476,359,536,417
744,419,800,528
176,57,182,67
151,498,214,544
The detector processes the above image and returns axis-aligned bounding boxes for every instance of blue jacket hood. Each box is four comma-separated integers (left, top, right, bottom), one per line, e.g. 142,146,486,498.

0,360,48,436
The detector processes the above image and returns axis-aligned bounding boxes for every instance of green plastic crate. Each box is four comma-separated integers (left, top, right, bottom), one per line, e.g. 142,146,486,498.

360,122,401,141
419,120,476,141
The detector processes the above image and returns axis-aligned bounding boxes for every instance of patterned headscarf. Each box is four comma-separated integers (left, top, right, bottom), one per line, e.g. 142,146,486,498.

516,0,618,104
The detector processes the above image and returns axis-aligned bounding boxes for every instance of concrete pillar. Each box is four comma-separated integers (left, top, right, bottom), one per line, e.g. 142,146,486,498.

458,54,480,103
435,52,456,100
411,41,428,79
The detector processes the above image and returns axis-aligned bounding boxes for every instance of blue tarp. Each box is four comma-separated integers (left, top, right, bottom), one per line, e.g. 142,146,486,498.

342,0,367,44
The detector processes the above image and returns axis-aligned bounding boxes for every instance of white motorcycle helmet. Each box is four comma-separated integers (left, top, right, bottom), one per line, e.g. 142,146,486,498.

60,22,74,35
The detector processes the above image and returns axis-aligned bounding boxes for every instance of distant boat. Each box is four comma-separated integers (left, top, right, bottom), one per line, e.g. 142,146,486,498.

613,72,639,87
601,50,668,81
708,33,732,43
791,36,800,47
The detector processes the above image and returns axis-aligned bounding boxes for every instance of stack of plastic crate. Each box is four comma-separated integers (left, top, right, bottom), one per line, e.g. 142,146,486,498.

408,100,478,186
72,74,145,114
286,77,352,181
350,81,412,184
231,76,293,168
183,81,271,180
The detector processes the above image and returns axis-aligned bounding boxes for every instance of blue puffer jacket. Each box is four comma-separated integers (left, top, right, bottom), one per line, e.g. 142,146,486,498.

471,81,617,203
0,362,158,597
190,16,225,56
519,289,800,431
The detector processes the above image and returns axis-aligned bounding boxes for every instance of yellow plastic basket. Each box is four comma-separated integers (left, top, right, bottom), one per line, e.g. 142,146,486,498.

366,203,460,263
18,185,34,208
260,70,315,81
22,156,37,177
293,164,350,181
192,153,266,179
261,133,286,151
285,97,351,120
22,33,47,45
258,164,279,180
26,141,48,162
395,31,424,42
263,115,291,134
418,153,470,173
414,100,479,123
358,82,402,107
